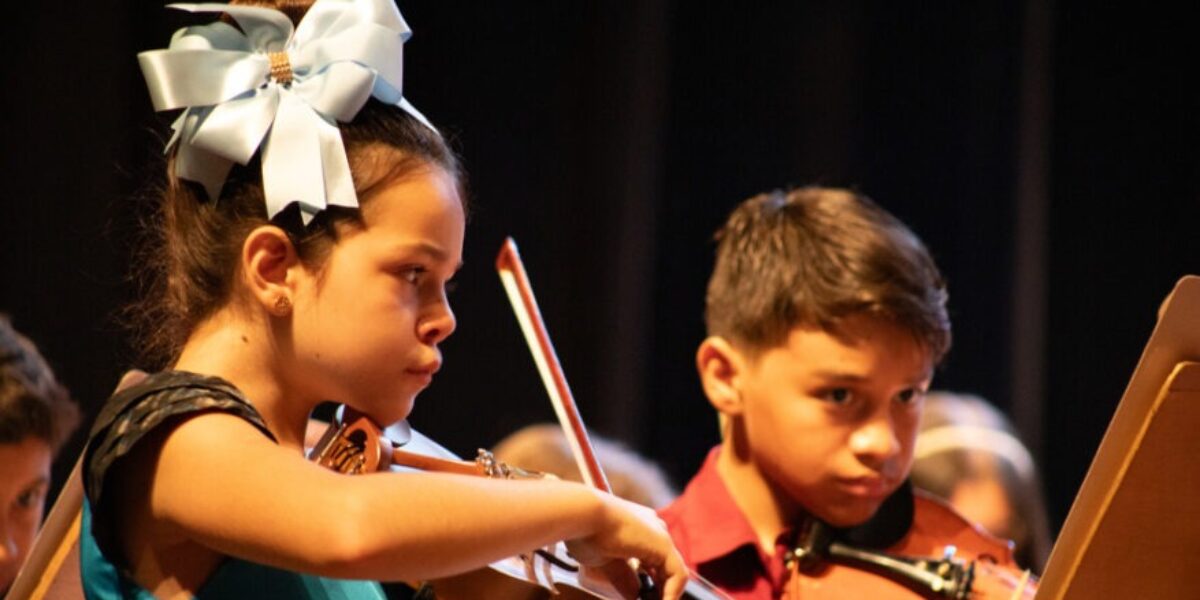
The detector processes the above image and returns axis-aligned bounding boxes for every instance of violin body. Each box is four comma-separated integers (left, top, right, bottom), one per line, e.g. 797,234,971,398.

311,410,729,599
784,489,1037,599
309,411,611,598
380,427,610,599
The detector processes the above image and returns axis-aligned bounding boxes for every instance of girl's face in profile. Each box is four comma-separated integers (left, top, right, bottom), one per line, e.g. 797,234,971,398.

0,436,52,594
288,164,464,426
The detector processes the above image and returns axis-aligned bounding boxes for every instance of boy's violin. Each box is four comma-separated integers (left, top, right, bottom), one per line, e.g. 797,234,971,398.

788,507,1038,599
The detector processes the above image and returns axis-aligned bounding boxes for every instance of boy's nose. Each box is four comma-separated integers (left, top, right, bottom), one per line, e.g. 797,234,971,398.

849,418,902,469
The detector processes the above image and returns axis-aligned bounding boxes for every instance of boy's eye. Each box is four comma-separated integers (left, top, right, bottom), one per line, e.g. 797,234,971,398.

17,487,44,509
896,388,925,405
823,388,853,405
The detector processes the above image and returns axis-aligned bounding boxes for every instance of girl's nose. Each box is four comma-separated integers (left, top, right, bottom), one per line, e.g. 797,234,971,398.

418,302,456,345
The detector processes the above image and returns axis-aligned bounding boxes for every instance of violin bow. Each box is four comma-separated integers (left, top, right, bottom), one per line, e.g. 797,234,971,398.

496,236,668,596
495,237,610,492
496,237,733,600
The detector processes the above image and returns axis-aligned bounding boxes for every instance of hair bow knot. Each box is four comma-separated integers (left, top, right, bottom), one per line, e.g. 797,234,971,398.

138,0,434,223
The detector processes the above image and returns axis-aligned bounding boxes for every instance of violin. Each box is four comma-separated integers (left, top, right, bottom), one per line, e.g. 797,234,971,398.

784,494,1038,599
310,405,729,599
309,405,611,599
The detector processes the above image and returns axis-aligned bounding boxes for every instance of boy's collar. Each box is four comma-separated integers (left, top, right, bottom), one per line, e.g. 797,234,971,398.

663,447,763,565
664,446,915,566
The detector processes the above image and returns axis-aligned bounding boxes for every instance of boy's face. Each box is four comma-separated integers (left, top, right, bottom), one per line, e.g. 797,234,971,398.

730,314,933,527
0,436,51,595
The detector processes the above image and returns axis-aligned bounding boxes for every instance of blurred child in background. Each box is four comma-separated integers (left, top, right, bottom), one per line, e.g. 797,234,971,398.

911,391,1054,572
0,316,80,595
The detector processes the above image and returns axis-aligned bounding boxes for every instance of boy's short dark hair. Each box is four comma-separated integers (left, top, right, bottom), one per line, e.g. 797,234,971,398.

704,186,951,361
0,316,80,451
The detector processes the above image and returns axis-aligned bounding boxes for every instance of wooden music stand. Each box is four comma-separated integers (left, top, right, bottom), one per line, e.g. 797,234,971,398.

1038,275,1200,599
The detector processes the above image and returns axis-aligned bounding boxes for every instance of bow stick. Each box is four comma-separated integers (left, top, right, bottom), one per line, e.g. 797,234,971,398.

495,237,610,491
496,238,735,600
497,236,665,599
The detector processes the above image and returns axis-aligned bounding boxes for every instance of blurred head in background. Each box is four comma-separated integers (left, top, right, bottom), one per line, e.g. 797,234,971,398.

0,316,80,594
911,391,1053,572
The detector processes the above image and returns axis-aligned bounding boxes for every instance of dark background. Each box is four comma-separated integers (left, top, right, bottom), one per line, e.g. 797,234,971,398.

2,1,1197,540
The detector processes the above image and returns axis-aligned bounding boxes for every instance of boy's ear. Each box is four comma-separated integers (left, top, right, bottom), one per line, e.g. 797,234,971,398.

242,225,301,316
696,336,749,416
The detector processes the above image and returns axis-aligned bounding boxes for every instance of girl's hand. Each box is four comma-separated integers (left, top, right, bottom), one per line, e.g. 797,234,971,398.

566,491,689,600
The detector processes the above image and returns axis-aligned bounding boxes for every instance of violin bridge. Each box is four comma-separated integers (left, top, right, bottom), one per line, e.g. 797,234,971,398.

475,449,547,480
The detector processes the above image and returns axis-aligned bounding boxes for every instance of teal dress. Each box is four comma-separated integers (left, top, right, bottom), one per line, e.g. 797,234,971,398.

80,371,388,599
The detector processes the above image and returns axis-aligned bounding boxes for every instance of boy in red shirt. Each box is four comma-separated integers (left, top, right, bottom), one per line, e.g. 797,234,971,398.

660,187,1033,599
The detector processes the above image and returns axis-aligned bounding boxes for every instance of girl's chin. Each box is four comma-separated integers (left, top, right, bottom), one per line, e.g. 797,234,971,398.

368,399,417,428
337,395,415,429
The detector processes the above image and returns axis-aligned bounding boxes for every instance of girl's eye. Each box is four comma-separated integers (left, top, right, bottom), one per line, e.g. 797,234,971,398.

400,266,427,284
822,388,853,405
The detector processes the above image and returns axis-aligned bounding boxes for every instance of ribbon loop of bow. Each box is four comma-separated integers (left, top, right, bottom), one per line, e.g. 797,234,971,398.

139,0,434,223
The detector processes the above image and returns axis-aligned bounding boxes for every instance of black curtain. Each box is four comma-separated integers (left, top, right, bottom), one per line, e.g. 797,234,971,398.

2,1,1197,533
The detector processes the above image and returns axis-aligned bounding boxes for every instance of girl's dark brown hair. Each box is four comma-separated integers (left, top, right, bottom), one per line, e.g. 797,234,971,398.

704,186,951,361
128,0,463,369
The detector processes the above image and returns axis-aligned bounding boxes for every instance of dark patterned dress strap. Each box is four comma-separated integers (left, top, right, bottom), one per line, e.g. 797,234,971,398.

83,370,275,507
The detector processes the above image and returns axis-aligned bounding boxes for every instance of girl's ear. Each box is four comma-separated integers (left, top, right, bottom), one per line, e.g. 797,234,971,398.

696,336,749,417
242,225,301,317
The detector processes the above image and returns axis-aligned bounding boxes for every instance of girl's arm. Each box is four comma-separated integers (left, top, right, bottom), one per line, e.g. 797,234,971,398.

128,411,685,594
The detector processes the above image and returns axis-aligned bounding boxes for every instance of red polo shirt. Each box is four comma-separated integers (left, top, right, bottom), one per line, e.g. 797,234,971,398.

658,447,794,599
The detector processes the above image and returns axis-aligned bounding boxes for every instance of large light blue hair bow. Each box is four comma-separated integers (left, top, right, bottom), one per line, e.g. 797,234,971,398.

139,0,434,223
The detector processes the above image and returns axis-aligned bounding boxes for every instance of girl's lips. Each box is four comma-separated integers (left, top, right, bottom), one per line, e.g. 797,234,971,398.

408,359,442,375
405,362,440,385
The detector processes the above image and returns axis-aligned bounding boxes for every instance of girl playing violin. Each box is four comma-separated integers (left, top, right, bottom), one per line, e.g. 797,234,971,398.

80,0,687,597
